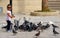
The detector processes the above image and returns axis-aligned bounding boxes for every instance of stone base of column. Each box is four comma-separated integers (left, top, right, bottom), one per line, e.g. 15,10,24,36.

30,10,59,16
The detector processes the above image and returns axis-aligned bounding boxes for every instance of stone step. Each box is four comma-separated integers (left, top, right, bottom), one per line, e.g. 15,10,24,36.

30,11,59,16
48,0,60,10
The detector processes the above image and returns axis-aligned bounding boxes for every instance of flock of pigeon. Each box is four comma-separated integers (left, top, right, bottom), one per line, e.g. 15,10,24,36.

35,21,59,38
2,17,59,38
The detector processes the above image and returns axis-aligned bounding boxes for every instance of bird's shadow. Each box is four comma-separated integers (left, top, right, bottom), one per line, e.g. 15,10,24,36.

12,33,17,36
52,34,59,37
33,36,38,38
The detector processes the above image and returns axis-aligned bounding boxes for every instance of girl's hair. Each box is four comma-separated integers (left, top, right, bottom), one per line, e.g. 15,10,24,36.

7,4,12,9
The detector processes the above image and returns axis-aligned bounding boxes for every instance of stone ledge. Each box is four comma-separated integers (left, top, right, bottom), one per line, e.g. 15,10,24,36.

30,10,59,16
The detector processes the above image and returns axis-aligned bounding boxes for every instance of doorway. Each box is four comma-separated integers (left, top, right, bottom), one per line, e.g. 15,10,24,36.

10,0,12,13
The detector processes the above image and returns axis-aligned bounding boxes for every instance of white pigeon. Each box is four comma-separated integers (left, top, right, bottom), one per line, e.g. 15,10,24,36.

48,21,54,25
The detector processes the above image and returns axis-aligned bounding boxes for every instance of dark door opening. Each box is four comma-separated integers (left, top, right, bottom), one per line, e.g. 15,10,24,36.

10,0,12,14
10,0,12,5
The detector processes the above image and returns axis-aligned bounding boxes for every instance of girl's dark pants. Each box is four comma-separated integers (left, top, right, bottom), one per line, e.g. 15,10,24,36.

6,20,12,31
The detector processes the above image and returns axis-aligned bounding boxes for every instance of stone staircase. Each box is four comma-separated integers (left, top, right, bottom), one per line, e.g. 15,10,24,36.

48,0,60,10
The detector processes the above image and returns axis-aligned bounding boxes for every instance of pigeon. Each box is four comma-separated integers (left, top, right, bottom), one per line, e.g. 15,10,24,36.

48,21,54,25
35,31,40,38
41,23,50,30
52,24,59,28
2,26,7,29
12,29,17,34
37,21,43,27
53,28,59,34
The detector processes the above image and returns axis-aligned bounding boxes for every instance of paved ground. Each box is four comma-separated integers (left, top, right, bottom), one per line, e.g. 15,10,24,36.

0,14,60,38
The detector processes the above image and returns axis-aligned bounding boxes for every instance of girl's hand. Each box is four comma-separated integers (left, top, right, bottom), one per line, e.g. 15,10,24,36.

12,16,15,18
11,14,15,18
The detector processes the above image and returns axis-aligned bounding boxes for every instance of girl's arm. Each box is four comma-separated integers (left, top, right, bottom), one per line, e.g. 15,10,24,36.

7,13,15,18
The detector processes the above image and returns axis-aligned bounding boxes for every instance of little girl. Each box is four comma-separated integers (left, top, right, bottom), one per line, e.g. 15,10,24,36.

6,4,15,31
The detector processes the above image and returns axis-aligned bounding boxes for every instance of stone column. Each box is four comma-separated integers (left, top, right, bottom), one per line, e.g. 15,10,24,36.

42,0,49,11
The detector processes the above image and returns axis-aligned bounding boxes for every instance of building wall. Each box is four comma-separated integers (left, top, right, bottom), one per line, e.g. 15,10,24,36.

25,0,42,13
0,0,60,14
12,0,25,14
0,0,9,14
0,0,42,14
13,0,42,14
